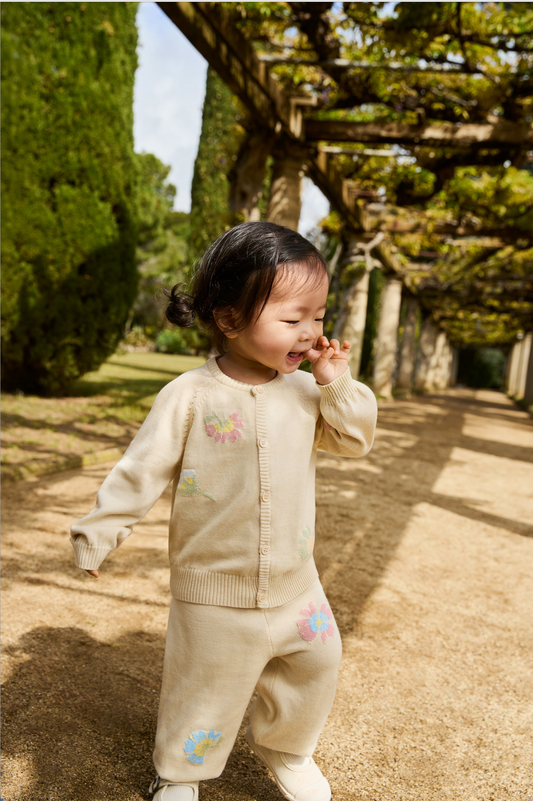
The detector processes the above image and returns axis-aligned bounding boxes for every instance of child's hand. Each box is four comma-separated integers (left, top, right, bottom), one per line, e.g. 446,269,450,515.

305,337,351,385
85,569,99,578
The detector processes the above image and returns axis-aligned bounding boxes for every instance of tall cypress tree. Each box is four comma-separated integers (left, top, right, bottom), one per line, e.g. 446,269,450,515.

1,2,139,395
189,67,245,262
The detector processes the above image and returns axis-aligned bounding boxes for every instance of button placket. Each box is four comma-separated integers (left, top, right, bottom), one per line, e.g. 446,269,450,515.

255,390,271,607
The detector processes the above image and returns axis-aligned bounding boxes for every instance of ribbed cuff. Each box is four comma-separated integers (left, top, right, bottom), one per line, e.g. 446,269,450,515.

318,367,358,404
70,538,113,570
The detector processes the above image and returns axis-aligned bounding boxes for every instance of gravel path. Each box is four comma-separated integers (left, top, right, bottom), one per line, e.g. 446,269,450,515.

2,388,532,801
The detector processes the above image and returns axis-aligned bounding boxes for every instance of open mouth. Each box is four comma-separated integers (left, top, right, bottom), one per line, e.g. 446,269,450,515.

287,351,304,363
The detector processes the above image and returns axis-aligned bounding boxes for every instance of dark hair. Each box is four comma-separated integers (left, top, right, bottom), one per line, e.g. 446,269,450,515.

165,221,329,354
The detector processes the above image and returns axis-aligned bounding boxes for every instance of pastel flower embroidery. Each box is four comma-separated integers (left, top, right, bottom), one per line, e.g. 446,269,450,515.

176,469,215,501
298,526,315,561
297,602,335,644
184,729,223,765
204,411,244,443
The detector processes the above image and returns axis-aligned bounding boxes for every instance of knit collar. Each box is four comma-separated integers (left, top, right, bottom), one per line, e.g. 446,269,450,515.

206,357,285,393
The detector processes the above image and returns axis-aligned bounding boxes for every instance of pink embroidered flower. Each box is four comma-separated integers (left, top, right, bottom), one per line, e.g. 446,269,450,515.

204,411,244,444
297,602,335,644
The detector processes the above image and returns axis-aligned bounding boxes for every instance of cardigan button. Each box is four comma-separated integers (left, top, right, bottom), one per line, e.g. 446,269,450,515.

257,592,267,602
258,438,268,448
254,385,265,394
261,492,270,502
260,545,269,555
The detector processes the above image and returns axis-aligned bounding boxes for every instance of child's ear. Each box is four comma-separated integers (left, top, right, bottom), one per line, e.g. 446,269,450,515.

213,307,238,339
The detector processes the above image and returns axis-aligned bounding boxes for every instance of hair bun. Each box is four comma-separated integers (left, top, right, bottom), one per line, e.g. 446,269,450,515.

164,284,196,328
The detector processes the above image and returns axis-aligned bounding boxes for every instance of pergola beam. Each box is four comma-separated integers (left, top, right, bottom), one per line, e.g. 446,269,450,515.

258,54,488,76
305,119,533,149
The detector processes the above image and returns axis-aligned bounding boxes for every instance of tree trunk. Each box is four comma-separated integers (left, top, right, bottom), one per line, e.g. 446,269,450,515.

397,295,418,390
373,277,402,397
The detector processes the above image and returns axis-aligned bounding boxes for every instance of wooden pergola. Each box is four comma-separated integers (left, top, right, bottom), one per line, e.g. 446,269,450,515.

158,2,533,400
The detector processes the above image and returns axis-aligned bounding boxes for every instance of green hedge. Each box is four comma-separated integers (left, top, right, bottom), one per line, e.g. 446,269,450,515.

1,2,139,395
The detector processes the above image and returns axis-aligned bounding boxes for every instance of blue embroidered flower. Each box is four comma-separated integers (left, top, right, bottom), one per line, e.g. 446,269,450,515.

176,469,215,501
184,729,223,765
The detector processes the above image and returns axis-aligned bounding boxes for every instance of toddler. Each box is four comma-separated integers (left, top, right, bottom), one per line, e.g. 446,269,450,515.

71,222,378,801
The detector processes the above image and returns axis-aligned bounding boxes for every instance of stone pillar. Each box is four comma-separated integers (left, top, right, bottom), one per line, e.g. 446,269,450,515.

265,140,306,231
515,333,532,399
397,295,418,390
229,129,275,222
450,347,459,387
523,334,533,404
431,332,452,389
414,318,439,390
373,277,403,397
333,271,369,379
507,340,522,395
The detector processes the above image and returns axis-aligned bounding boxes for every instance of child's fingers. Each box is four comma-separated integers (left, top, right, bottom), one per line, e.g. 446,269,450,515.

342,340,351,352
86,569,99,578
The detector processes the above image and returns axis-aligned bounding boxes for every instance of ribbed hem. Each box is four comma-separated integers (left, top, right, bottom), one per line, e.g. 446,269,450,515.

70,538,114,570
170,559,318,609
318,367,358,404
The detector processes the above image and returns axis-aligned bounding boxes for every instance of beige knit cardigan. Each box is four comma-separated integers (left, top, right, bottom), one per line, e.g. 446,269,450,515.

71,357,378,608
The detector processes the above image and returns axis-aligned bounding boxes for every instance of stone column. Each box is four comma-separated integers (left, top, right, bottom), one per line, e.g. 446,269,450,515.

515,333,532,399
523,334,533,404
507,340,522,396
265,140,306,231
431,332,452,389
450,347,459,387
373,277,403,397
229,129,275,222
397,295,418,391
414,318,439,390
333,271,369,379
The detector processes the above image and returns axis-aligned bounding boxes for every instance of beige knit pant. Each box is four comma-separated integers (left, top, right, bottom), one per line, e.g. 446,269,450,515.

153,578,342,783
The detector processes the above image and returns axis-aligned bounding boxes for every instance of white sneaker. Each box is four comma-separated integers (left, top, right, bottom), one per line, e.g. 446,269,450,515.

245,726,331,801
150,779,199,801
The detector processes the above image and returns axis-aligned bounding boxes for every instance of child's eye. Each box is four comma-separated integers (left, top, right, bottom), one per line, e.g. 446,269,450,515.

285,321,299,325
315,318,324,323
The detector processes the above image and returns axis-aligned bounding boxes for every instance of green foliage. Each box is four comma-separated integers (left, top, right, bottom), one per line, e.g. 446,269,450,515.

155,329,191,355
1,2,139,395
135,152,176,247
189,66,246,261
132,154,189,336
130,153,208,354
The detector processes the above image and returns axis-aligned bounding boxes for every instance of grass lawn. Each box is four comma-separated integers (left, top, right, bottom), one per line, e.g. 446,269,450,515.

1,352,205,476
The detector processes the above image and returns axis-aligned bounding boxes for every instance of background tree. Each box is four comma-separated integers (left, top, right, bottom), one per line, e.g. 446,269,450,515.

189,66,247,262
1,2,139,395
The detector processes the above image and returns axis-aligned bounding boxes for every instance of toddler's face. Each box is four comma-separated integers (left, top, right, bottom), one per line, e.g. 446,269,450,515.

226,268,329,376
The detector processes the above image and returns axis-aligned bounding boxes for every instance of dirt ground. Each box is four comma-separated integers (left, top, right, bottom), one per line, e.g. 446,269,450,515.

2,388,533,801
